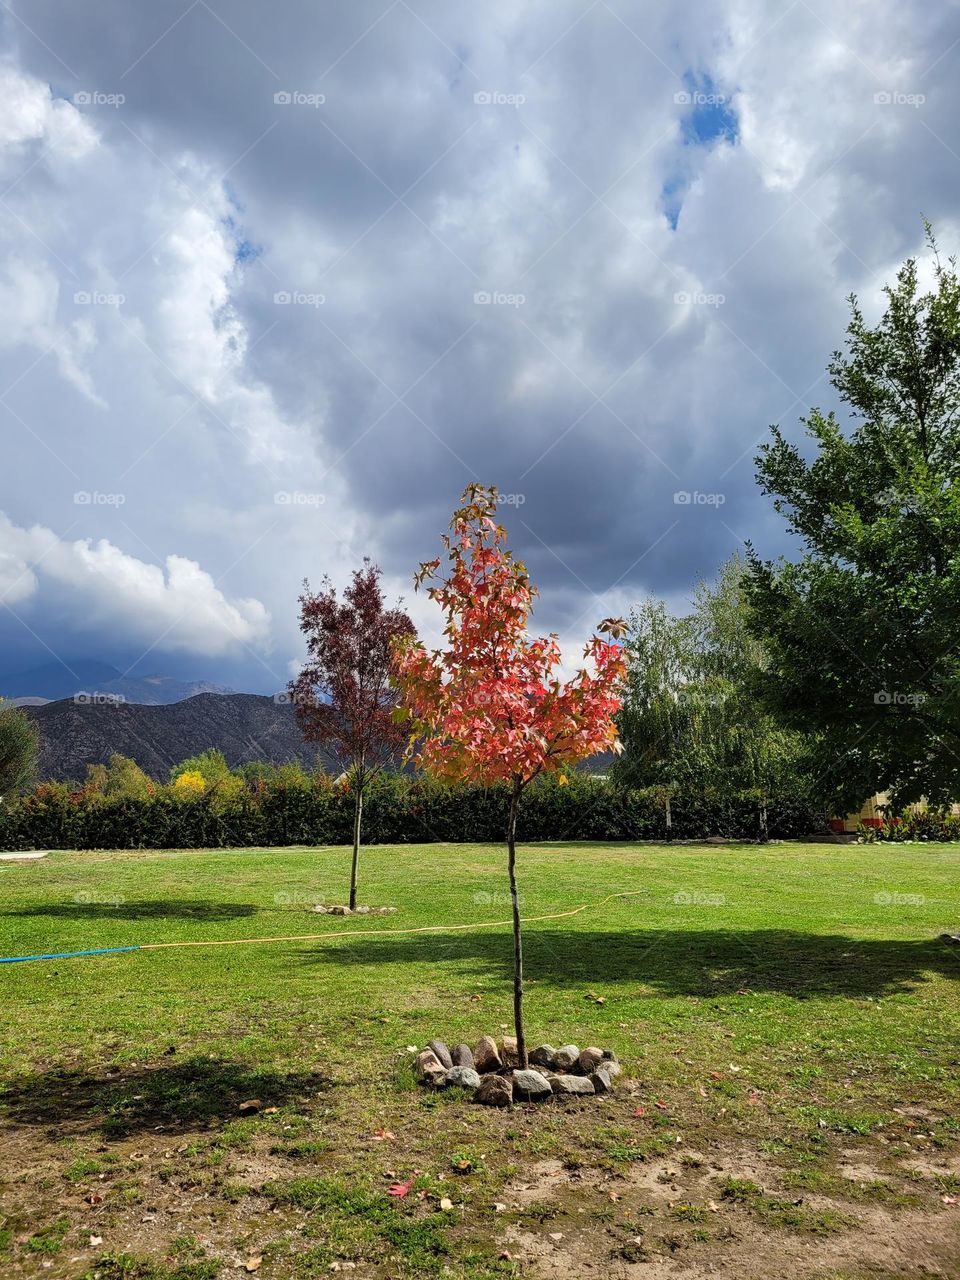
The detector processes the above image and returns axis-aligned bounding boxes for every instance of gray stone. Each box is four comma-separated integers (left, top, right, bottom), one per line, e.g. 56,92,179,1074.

427,1039,453,1069
475,1073,513,1106
444,1066,481,1091
552,1045,580,1072
603,1059,623,1078
328,905,350,915
589,1067,614,1094
474,1035,502,1073
547,1073,595,1096
451,1044,474,1069
529,1044,557,1069
578,1047,604,1074
415,1049,446,1084
501,1036,520,1068
512,1069,552,1099
601,1048,618,1062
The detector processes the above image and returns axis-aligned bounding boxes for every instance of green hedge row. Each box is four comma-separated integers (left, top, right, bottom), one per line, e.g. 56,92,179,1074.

0,772,822,850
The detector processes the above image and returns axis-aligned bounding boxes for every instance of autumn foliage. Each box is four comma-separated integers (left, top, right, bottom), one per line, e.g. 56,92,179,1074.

392,484,626,1064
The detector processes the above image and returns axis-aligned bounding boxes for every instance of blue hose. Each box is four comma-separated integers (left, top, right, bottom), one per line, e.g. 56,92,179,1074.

0,945,141,965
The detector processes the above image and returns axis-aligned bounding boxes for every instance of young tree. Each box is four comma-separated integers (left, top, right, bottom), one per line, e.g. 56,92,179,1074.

0,699,38,804
747,227,960,811
290,560,415,908
392,485,626,1067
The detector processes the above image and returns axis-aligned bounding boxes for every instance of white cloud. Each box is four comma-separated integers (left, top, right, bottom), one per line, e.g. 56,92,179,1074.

0,513,270,657
0,64,97,160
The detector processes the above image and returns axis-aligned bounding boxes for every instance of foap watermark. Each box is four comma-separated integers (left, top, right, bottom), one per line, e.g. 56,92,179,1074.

274,491,326,506
474,290,525,308
274,290,325,307
274,890,324,907
74,490,125,506
473,890,524,907
74,290,125,307
873,690,927,707
674,89,726,106
74,90,125,108
674,490,725,506
74,692,126,707
874,90,925,108
474,90,525,107
74,890,126,906
274,90,326,107
674,289,725,307
496,492,526,506
672,890,726,907
874,890,925,907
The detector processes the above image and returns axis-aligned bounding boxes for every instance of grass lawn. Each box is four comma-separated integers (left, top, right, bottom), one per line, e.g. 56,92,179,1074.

1,839,959,1279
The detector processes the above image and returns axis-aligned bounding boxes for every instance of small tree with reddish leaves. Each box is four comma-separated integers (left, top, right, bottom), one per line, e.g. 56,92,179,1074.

290,560,415,909
392,485,626,1067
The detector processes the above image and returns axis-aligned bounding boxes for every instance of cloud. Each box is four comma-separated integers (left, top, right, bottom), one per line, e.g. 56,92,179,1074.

0,0,958,687
0,513,270,657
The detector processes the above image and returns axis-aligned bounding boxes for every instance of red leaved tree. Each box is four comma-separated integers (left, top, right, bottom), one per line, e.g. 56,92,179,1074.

290,560,415,909
392,485,626,1066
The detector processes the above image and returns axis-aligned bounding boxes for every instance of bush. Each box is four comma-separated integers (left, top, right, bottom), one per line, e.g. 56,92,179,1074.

859,809,960,842
0,765,823,851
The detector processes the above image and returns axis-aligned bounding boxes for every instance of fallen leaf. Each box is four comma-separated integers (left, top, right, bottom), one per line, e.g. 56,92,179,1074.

943,1194,957,1205
439,1197,454,1211
238,1099,262,1113
728,1064,741,1073
709,1070,722,1080
494,1202,506,1212
371,1128,396,1141
633,1106,646,1117
263,1107,278,1115
698,1085,708,1097
89,1235,103,1247
655,1099,668,1111
708,1199,720,1212
388,1177,415,1198
548,1232,563,1241
244,1257,263,1273
87,1192,103,1205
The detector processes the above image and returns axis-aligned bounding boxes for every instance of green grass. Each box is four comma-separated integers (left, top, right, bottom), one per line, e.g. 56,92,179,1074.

1,840,958,1277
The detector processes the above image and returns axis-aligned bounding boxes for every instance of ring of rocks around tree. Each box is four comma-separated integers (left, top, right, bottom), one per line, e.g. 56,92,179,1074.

413,1036,621,1104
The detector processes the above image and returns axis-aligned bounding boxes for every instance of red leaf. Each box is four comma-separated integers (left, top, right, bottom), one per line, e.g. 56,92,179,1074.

388,1177,415,1198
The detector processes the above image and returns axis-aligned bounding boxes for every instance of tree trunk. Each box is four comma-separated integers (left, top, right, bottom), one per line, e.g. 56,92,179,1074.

506,780,527,1069
349,784,363,910
665,792,672,841
759,798,769,843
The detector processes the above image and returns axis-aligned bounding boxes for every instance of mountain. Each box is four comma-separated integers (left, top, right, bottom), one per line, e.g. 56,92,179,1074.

23,693,333,782
0,661,235,705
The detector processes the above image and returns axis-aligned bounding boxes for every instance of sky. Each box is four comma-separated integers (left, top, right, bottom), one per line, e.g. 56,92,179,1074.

1,0,958,694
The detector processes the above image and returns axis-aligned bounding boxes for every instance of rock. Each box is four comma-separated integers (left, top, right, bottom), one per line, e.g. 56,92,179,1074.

589,1067,614,1094
354,905,371,914
444,1066,481,1091
512,1069,552,1100
311,905,328,913
415,1049,446,1084
552,1045,580,1072
601,1048,618,1061
603,1059,623,1078
501,1036,520,1068
547,1073,595,1096
475,1073,513,1106
529,1044,556,1069
578,1047,604,1074
451,1044,475,1069
328,905,350,915
474,1035,502,1073
427,1039,453,1069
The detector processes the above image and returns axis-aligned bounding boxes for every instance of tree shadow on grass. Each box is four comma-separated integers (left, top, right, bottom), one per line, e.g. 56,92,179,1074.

298,928,960,998
3,900,260,921
0,1056,333,1138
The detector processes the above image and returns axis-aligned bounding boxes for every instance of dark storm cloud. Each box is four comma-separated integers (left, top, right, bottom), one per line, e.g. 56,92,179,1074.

1,0,960,686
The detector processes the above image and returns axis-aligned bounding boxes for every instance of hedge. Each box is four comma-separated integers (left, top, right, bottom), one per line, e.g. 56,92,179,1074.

0,772,822,851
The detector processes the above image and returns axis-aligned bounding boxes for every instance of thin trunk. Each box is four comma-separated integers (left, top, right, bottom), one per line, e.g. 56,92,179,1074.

665,792,672,841
506,780,527,1069
349,784,363,910
759,799,769,844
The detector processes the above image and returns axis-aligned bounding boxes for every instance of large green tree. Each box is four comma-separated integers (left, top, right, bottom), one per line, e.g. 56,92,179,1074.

614,555,807,836
747,228,960,810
